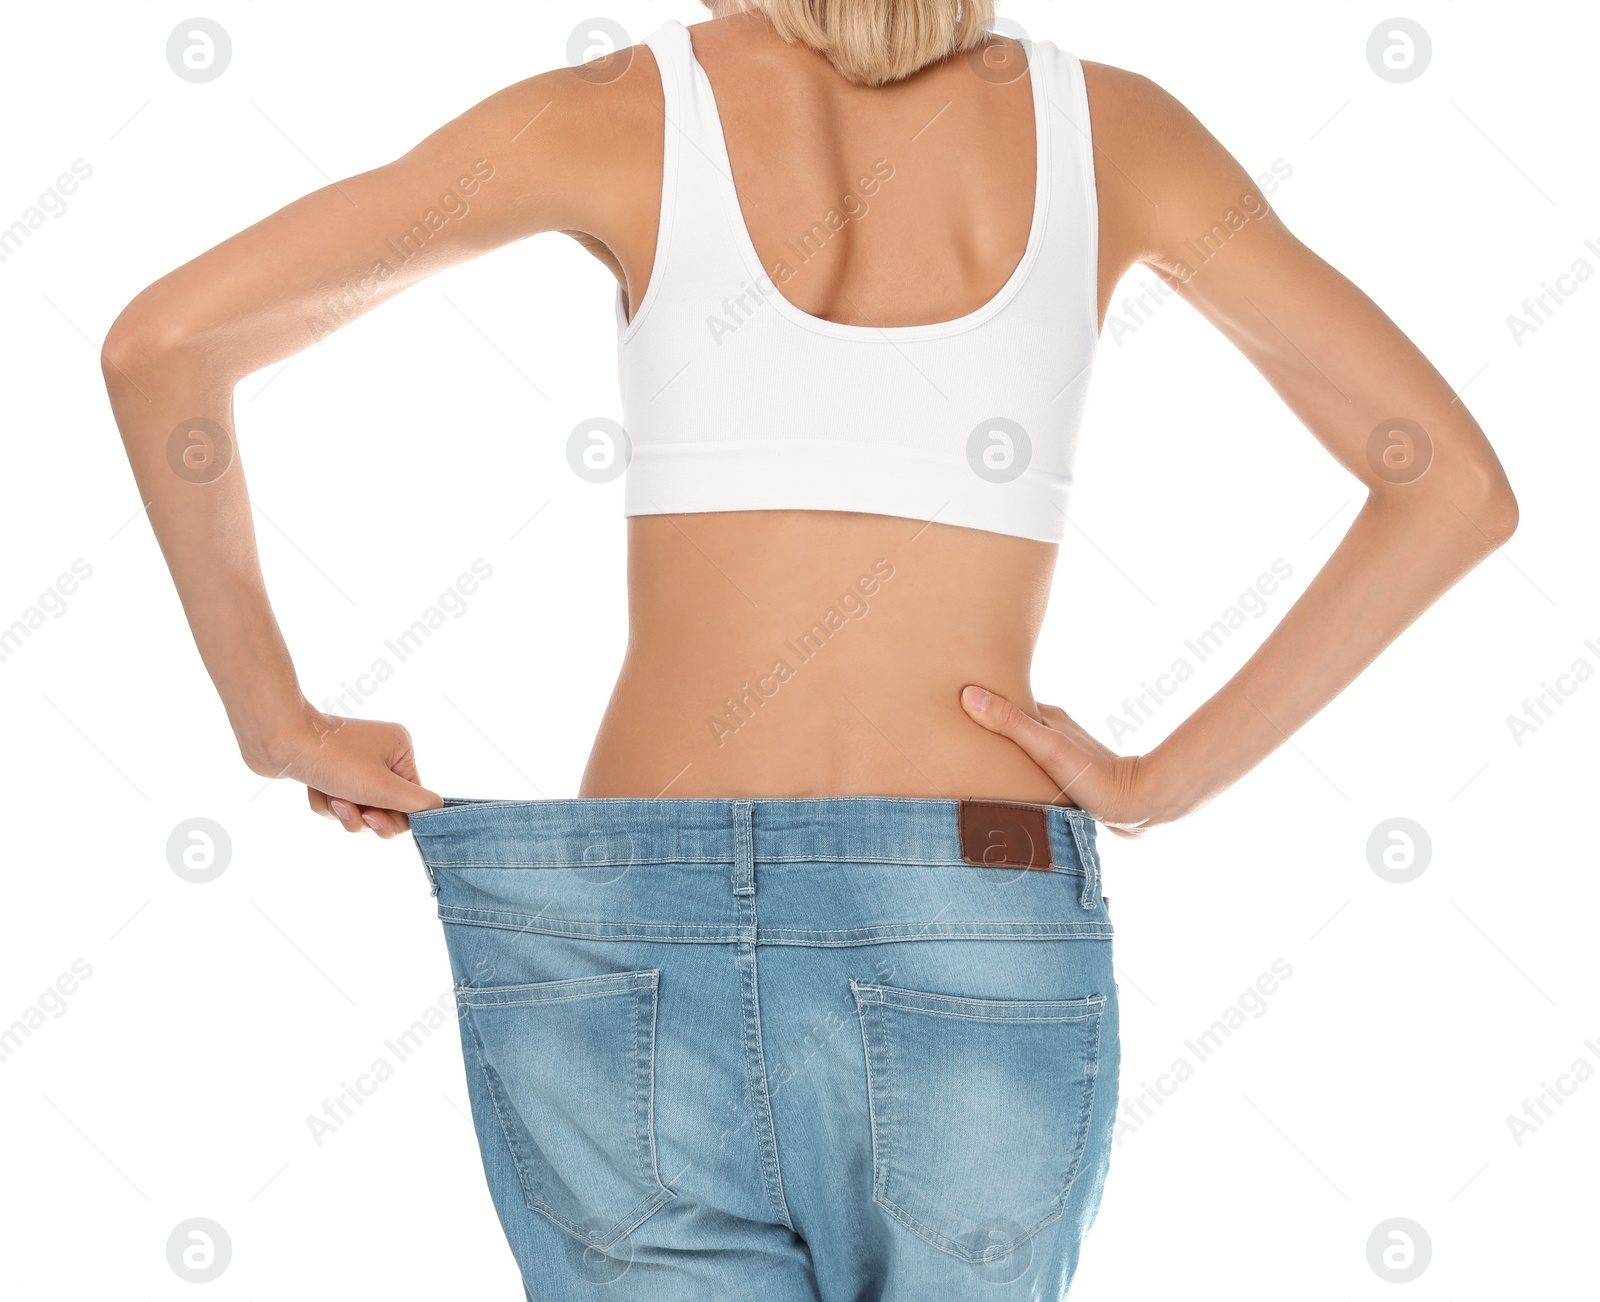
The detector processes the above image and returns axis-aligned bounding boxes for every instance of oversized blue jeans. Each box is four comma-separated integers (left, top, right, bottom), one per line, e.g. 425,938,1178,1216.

409,796,1119,1300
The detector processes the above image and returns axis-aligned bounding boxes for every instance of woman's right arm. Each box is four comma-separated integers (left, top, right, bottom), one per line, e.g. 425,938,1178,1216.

100,52,662,836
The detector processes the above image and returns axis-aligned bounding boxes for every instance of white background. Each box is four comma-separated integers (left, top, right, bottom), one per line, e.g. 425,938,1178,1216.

1,1,1594,1297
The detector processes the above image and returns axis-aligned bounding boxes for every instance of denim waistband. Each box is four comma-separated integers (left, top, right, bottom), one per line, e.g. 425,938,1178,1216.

409,795,1096,873
409,796,1108,945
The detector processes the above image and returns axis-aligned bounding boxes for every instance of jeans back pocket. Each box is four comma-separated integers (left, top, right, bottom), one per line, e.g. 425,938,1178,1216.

456,969,675,1249
850,980,1105,1262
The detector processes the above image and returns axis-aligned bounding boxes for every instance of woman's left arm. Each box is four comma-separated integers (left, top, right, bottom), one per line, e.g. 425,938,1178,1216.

962,62,1519,835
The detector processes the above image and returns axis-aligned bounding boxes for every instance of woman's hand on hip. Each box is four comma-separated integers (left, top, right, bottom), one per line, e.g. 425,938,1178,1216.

960,685,1178,838
243,710,443,838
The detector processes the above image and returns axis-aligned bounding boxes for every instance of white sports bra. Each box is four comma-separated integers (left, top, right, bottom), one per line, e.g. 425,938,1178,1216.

614,19,1100,543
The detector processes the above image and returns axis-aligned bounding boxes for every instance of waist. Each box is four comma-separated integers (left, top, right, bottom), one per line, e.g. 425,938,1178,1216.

586,511,1064,801
582,678,1072,803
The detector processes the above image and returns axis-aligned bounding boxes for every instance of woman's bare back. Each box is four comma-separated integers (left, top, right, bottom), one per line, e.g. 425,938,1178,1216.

580,14,1094,801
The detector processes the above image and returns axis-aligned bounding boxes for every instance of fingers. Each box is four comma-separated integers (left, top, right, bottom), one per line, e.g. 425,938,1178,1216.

1038,702,1073,730
293,718,441,840
961,683,1105,809
351,772,444,833
352,804,407,838
962,685,1076,763
309,787,431,839
331,797,407,838
307,788,362,830
342,764,440,817
308,789,368,833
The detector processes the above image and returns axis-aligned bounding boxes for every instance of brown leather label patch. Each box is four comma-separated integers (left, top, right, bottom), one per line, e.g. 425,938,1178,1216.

958,800,1053,870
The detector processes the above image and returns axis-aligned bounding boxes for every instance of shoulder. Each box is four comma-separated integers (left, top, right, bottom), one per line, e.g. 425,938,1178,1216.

1076,58,1289,276
492,45,665,182
1078,59,1219,168
398,41,665,241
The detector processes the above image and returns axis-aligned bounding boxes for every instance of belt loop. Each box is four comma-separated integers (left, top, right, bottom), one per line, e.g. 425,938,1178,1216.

1068,814,1100,909
732,800,755,897
412,840,441,898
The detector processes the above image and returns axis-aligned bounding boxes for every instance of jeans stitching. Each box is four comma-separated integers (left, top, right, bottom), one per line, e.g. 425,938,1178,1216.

733,801,794,1231
641,975,670,1193
421,856,1090,872
435,913,1113,944
865,1004,1102,1023
455,971,655,1004
864,984,1105,1014
849,982,892,1211
440,911,1106,933
632,975,650,1191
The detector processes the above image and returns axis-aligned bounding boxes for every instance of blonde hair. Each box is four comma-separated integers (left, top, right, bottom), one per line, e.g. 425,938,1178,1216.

705,0,997,87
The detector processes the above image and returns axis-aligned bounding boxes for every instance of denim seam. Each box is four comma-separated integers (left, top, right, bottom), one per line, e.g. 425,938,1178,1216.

1019,1007,1104,1247
862,986,1105,1011
1036,1004,1102,1227
849,982,892,1210
436,909,1110,934
754,925,1114,944
631,974,652,1196
455,987,652,1009
1063,1009,1103,1205
733,801,794,1231
863,1005,1102,1023
424,857,727,868
421,856,1090,873
454,971,655,1003
441,911,738,932
742,950,794,1230
776,922,1101,937
884,1197,1068,1263
877,993,895,1209
642,973,670,1194
435,913,1113,944
437,918,730,941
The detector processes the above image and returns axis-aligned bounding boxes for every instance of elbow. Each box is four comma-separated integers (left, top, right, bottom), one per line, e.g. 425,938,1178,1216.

1464,460,1519,547
100,297,194,391
1373,454,1519,549
1482,484,1518,546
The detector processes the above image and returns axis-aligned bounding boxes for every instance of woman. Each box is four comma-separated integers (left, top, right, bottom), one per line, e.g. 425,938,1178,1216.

102,1,1517,1297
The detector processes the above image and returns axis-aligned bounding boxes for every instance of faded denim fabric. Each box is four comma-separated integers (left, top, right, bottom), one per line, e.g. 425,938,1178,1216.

410,796,1119,1300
